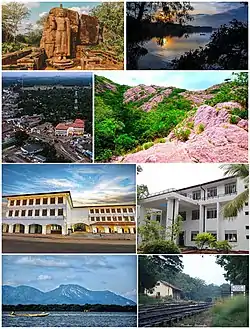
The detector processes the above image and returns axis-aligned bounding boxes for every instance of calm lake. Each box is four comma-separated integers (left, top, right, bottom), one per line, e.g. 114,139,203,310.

137,32,212,69
2,312,137,327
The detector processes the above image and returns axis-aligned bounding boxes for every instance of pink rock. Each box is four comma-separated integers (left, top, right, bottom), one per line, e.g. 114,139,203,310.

194,105,230,128
237,119,248,131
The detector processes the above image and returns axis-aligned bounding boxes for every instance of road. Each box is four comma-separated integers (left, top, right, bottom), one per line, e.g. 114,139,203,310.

2,236,136,253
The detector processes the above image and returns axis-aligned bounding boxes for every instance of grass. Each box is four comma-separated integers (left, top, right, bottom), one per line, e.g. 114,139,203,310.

211,295,249,327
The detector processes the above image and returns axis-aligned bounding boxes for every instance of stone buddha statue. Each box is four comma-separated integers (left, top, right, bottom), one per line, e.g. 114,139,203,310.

54,6,70,60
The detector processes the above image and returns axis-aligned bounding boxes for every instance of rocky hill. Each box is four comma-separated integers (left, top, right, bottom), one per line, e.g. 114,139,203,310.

3,284,135,306
94,75,248,163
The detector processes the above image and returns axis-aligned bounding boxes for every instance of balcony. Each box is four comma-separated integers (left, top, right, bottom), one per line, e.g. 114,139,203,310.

4,215,65,222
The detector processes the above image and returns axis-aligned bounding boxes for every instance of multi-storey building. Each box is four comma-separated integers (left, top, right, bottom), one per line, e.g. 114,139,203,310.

55,119,85,136
138,176,249,251
2,191,136,235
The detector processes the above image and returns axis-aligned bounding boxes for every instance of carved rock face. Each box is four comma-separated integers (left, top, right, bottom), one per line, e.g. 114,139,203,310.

40,6,100,59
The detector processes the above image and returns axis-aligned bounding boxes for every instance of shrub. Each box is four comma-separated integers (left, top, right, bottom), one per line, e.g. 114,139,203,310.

230,115,240,124
196,123,205,134
174,127,191,141
213,240,232,253
143,142,154,150
138,220,166,242
194,232,216,250
141,240,181,254
231,107,248,120
211,295,249,327
154,138,166,144
186,121,194,129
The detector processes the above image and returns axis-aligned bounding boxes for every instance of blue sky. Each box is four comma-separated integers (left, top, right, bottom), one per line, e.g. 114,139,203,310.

3,255,137,301
2,164,136,206
97,71,238,90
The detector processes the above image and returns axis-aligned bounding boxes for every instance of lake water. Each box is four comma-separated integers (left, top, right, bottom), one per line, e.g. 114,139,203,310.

2,312,137,327
137,32,212,69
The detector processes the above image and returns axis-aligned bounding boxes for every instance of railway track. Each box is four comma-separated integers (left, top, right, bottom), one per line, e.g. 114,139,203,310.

139,302,212,327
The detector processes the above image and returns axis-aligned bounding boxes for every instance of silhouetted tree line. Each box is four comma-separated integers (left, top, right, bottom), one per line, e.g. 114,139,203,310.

3,304,137,312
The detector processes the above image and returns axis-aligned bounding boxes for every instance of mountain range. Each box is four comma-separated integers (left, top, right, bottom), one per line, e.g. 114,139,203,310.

2,284,136,306
192,6,248,28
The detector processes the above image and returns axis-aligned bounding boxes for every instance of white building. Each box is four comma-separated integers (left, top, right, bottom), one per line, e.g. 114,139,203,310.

138,176,249,251
55,119,85,136
2,191,136,235
146,280,182,300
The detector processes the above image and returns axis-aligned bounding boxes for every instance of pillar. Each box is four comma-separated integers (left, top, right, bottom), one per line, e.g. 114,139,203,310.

24,225,29,234
42,225,47,235
166,199,174,230
199,205,204,233
62,225,67,235
216,201,220,240
138,205,147,226
9,224,13,233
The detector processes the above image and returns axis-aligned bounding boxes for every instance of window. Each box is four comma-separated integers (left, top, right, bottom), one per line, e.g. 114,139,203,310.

22,199,27,205
118,216,122,221
29,199,34,205
225,232,237,242
10,200,14,206
35,199,40,205
207,187,217,198
42,209,47,216
106,209,110,213
90,217,95,221
16,200,21,206
100,209,105,213
125,217,130,221
180,192,187,197
50,209,55,216
107,216,111,221
207,209,217,219
246,226,249,230
245,202,249,206
225,183,236,195
123,208,127,213
8,210,13,217
43,198,48,205
113,216,117,221
192,190,201,200
90,209,94,213
28,210,33,216
156,214,161,222
245,211,249,215
35,210,40,216
128,208,133,213
58,197,63,204
101,217,106,221
58,209,63,216
14,210,19,216
245,185,248,189
96,217,100,221
246,235,249,240
95,209,99,213
117,208,121,213
21,210,26,217
130,216,135,221
192,210,199,220
191,231,199,241
50,197,55,204
111,209,116,213
179,211,186,221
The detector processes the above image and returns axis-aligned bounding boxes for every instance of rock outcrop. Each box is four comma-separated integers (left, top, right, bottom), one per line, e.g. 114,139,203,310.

113,102,248,163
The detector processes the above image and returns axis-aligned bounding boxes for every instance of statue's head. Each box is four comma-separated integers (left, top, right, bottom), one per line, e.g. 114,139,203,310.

58,8,66,17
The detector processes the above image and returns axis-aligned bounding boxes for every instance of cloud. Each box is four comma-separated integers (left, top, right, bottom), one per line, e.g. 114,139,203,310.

37,274,52,281
39,11,48,18
15,256,70,268
121,289,137,302
41,178,77,189
69,6,92,15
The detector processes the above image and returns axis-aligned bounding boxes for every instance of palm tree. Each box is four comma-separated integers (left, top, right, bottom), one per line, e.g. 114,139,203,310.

220,164,249,217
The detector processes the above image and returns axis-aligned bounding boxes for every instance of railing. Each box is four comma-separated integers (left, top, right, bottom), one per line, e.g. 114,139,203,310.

139,302,212,327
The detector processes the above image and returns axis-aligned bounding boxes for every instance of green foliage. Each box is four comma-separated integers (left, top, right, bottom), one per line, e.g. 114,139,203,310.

2,42,26,54
143,142,154,150
206,72,248,111
211,295,249,327
212,240,232,253
14,130,29,146
90,2,124,60
139,220,165,242
137,184,149,199
154,138,166,144
141,240,181,254
196,123,205,134
174,127,191,141
216,255,249,291
186,121,194,129
230,115,240,124
194,232,216,250
95,75,193,161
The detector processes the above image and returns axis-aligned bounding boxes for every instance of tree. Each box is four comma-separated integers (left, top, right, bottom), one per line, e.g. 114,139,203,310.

220,164,249,218
137,184,149,199
2,2,30,42
127,2,194,24
194,232,216,250
216,256,249,292
139,255,183,293
139,220,165,242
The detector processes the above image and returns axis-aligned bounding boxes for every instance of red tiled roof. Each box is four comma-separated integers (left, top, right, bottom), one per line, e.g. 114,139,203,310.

55,124,69,130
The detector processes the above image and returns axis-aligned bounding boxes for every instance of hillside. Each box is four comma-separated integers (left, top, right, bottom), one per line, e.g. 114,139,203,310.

2,284,136,306
94,73,248,163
